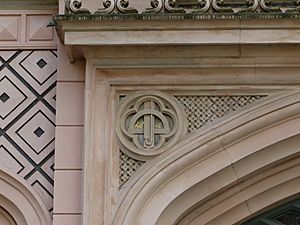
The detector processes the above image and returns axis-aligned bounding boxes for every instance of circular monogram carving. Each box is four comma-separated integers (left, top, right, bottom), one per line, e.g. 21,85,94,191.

116,91,187,160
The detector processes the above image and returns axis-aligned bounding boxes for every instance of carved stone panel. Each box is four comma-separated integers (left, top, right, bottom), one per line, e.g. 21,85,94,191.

116,91,187,161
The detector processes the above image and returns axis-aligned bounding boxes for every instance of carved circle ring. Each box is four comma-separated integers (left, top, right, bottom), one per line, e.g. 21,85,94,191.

116,91,187,160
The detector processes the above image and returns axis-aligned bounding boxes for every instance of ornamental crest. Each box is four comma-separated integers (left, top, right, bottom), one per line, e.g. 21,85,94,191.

116,91,187,160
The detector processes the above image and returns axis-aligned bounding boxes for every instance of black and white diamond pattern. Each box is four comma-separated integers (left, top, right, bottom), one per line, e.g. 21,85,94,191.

0,68,36,128
0,50,57,214
11,50,57,94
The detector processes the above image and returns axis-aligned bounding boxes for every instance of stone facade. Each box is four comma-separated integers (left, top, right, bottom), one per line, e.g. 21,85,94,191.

0,1,300,225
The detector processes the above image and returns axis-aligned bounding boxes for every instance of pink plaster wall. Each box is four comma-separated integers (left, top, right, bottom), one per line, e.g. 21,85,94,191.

52,43,85,225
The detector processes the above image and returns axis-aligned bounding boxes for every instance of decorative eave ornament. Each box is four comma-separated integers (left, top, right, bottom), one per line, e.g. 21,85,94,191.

144,0,186,13
260,0,300,12
95,0,138,14
65,0,91,14
64,0,300,14
212,0,259,13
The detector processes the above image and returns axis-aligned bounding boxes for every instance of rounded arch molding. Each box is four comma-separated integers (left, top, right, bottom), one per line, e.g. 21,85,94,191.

112,90,300,225
0,165,51,225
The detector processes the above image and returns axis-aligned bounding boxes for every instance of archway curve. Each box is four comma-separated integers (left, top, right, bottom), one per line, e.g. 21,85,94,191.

160,135,300,225
0,165,51,225
113,91,300,225
0,206,17,225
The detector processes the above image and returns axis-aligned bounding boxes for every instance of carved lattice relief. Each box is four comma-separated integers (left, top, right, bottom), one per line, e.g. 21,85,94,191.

119,150,145,186
0,50,56,215
176,95,266,133
118,94,266,186
116,91,187,161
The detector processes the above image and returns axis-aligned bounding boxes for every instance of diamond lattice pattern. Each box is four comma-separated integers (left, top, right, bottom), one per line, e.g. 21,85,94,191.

176,95,266,133
0,50,56,215
120,151,145,186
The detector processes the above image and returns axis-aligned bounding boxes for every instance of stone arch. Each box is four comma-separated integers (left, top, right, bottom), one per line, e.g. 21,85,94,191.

0,207,17,225
0,165,51,225
112,91,300,225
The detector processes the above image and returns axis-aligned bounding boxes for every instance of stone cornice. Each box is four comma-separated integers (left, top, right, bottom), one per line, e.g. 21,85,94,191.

54,12,300,62
55,14,300,45
55,12,300,21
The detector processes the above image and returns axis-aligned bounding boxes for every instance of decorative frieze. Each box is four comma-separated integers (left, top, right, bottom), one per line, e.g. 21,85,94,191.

65,0,300,14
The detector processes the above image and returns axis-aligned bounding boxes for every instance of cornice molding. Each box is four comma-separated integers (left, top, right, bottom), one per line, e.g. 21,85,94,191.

54,13,300,62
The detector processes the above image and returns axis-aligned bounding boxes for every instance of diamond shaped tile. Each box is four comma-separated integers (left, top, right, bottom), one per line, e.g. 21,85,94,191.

0,68,36,129
34,127,45,137
16,110,55,155
10,51,57,94
20,51,56,85
0,71,35,129
0,92,10,102
7,102,55,163
0,76,26,119
37,59,47,69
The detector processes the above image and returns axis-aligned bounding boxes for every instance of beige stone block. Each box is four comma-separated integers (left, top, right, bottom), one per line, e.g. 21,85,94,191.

55,126,83,169
241,163,300,201
224,118,300,164
240,19,300,29
96,68,256,85
255,68,300,84
241,29,300,44
86,45,241,58
56,82,84,126
233,135,300,180
206,203,251,225
241,44,300,57
65,30,240,45
57,43,85,82
188,193,249,225
245,177,300,214
53,215,82,225
53,170,82,213
156,167,238,225
138,150,233,225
